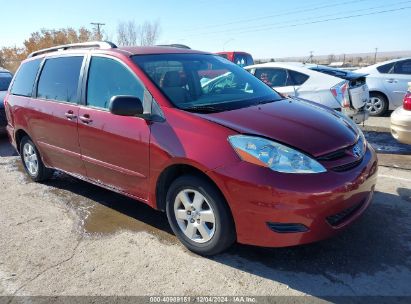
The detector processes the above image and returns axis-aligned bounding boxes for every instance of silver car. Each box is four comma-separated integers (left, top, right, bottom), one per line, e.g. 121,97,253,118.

356,58,411,116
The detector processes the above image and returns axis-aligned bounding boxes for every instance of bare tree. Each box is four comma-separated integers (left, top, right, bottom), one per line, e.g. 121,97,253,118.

139,21,161,46
117,20,160,46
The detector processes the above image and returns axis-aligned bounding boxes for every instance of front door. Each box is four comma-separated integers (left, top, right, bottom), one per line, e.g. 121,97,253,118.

77,55,150,200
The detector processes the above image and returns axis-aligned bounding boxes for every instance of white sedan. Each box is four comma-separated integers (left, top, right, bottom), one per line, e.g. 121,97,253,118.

245,62,369,123
356,58,411,116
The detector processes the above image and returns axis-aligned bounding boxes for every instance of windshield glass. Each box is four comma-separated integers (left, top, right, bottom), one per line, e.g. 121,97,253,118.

0,72,12,91
133,54,281,113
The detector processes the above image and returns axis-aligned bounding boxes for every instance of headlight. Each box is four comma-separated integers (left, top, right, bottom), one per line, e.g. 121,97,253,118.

228,135,326,174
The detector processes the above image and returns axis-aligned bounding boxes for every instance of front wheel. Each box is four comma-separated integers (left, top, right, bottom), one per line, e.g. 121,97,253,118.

166,175,235,256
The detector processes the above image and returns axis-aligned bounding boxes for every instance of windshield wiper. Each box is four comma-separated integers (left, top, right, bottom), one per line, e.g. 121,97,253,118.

181,105,222,113
253,98,282,106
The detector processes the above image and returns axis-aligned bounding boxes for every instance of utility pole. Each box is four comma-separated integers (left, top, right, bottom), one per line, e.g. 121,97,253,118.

309,51,314,63
91,22,105,40
374,48,378,64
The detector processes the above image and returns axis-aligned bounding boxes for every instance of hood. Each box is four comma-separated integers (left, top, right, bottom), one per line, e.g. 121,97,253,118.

0,91,6,108
197,99,358,157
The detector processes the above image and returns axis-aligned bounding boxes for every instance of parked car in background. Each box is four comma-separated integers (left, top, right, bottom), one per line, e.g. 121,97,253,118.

245,62,369,123
0,68,13,134
356,58,411,116
391,82,411,144
4,42,377,256
217,51,254,67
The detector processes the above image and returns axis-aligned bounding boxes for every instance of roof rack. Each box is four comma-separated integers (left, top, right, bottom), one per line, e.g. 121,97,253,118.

28,41,118,58
156,44,191,49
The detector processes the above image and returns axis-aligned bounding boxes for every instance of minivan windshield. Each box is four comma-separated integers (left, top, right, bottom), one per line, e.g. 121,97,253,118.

133,54,282,113
0,72,12,91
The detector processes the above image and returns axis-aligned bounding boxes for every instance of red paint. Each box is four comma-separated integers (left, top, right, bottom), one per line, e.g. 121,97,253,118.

403,92,411,111
5,46,377,248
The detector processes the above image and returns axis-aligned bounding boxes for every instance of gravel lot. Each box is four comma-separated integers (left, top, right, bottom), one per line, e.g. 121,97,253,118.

0,131,411,298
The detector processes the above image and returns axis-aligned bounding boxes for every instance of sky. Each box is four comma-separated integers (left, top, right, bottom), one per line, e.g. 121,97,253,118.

1,0,410,58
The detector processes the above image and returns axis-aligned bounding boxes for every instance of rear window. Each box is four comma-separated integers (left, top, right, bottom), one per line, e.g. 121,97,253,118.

37,56,84,103
0,72,12,91
310,66,347,78
233,54,254,67
10,59,41,97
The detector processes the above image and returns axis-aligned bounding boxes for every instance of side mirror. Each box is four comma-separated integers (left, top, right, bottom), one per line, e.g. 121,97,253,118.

109,95,144,116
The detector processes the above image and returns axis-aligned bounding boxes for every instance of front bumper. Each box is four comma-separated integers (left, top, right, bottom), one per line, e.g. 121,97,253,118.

391,107,411,145
343,107,369,124
210,146,378,247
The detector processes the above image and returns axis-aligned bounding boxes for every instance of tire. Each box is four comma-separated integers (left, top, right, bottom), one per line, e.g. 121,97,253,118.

20,136,53,182
367,92,388,116
166,175,236,256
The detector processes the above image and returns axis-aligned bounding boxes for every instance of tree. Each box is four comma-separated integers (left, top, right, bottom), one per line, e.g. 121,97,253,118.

327,54,336,64
23,27,94,56
117,20,161,46
1,27,95,72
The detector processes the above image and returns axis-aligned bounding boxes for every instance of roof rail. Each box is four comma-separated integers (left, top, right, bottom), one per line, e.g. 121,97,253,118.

156,44,191,49
28,41,117,58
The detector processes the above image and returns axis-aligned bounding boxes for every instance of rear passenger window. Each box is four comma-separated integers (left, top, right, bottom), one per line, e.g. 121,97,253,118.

87,56,144,109
376,62,395,74
10,59,41,97
394,60,411,75
37,56,83,103
287,70,309,86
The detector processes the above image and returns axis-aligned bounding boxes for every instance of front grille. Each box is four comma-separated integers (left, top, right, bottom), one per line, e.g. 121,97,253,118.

326,199,365,227
331,158,363,172
0,107,7,127
317,147,350,161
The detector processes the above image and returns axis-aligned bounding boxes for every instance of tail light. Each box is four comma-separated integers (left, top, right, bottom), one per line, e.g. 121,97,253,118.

404,92,411,111
331,81,350,108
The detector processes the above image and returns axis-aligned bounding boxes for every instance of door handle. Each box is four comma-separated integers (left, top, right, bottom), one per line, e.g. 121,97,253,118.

64,111,77,120
386,78,398,83
79,114,93,124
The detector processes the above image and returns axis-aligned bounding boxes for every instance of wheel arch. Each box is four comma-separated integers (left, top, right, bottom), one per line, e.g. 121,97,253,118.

369,90,389,105
155,164,231,214
15,129,31,152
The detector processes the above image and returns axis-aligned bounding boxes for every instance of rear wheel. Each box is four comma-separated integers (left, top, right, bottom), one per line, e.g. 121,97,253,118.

20,136,52,182
366,92,388,116
166,175,235,256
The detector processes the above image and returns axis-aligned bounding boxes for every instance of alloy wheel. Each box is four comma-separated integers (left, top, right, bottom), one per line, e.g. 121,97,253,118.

366,96,384,115
173,189,216,243
23,142,39,176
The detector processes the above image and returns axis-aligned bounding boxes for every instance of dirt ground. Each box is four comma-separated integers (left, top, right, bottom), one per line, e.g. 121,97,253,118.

0,135,410,298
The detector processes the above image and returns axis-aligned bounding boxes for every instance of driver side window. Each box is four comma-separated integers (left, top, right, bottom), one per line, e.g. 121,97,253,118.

87,56,144,109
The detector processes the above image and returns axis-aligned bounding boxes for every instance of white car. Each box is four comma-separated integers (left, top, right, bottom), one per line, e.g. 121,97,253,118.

245,62,369,123
356,58,411,116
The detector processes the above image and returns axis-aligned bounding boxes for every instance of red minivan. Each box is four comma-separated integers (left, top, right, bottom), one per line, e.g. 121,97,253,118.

4,42,377,255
